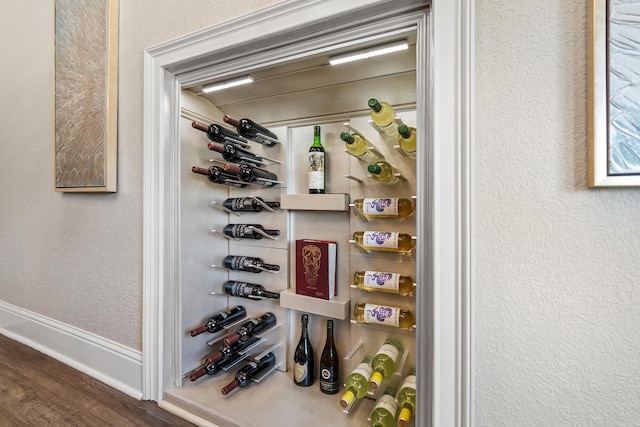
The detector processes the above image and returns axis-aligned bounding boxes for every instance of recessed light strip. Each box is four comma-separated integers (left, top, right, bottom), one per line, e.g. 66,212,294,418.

329,40,409,65
202,76,254,93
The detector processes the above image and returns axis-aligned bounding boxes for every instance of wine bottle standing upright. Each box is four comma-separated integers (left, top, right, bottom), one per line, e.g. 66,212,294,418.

308,125,325,194
369,338,405,390
369,386,399,427
293,314,314,386
396,368,417,427
319,319,339,394
221,352,277,395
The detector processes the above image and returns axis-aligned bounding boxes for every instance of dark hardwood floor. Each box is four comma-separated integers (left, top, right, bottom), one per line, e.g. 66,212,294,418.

0,334,195,426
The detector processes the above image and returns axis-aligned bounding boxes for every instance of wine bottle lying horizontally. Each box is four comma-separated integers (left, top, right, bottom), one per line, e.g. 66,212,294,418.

224,162,278,187
353,302,415,331
189,350,246,382
223,197,280,212
352,231,416,254
205,336,261,365
340,356,373,408
189,306,247,337
223,281,280,300
223,255,280,273
396,368,417,427
223,115,279,147
353,270,415,296
369,386,399,427
192,121,247,146
208,141,264,166
221,352,277,395
223,312,277,346
222,224,280,240
351,197,415,218
191,166,246,188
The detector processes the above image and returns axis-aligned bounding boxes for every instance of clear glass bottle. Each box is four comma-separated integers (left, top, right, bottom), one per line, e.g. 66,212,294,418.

340,131,381,163
368,98,398,136
369,338,404,390
352,231,415,254
352,197,415,218
353,302,415,331
396,368,417,427
353,270,415,296
367,161,400,185
340,356,373,408
397,124,417,158
369,386,399,427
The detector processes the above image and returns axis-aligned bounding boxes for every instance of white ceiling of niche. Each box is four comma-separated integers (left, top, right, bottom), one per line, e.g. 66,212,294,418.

185,34,417,126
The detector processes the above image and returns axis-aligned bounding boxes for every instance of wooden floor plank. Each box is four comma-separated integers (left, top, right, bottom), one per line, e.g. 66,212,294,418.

0,334,195,426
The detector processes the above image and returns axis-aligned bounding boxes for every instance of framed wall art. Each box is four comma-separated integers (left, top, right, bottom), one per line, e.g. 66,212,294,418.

54,0,118,192
589,0,640,187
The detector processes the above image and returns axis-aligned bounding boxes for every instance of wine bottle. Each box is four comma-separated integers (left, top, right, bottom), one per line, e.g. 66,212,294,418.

352,231,416,254
308,125,325,194
223,115,279,147
293,314,315,386
340,132,381,163
369,386,399,427
319,319,340,394
189,350,246,382
223,255,280,273
353,302,415,331
221,352,277,395
223,312,277,346
352,197,415,218
191,120,246,145
340,356,373,408
224,162,278,187
206,336,261,365
223,197,280,212
397,124,417,159
368,98,398,136
353,270,415,296
191,166,246,188
222,224,280,240
208,141,263,166
367,161,400,185
189,306,247,337
396,368,417,427
369,338,404,390
223,281,280,300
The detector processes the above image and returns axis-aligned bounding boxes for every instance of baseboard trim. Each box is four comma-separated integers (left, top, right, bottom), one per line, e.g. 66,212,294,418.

0,301,143,399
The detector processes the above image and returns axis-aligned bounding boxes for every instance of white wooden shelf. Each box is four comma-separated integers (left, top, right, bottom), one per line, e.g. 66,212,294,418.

279,289,350,320
280,193,350,211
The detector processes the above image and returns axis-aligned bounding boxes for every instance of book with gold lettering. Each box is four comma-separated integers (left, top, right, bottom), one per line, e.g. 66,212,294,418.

295,239,337,300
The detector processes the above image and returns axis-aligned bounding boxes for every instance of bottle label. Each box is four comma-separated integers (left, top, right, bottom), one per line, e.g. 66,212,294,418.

230,224,251,238
230,198,252,211
373,393,399,415
308,152,325,190
362,198,399,216
229,256,248,270
294,363,308,383
362,231,399,249
230,282,253,296
352,361,374,380
375,343,402,363
364,271,400,291
320,366,339,393
356,150,379,163
363,304,401,327
400,374,417,391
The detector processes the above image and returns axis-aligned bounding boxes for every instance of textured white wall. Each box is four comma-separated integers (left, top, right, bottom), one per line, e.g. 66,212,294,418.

475,0,640,425
0,0,282,350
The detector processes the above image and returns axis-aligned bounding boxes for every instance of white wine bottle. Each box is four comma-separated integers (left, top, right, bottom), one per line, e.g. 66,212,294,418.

308,125,325,194
353,270,415,296
293,314,315,386
367,161,400,185
353,302,415,331
396,368,417,427
340,356,373,408
340,132,381,163
352,231,415,254
397,124,417,158
369,386,399,427
369,338,404,390
368,98,398,136
352,197,415,218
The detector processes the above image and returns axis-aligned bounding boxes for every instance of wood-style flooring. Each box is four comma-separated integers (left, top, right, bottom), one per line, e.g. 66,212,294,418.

0,334,195,426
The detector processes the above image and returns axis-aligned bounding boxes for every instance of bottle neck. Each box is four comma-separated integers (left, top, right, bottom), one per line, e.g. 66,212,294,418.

312,126,322,147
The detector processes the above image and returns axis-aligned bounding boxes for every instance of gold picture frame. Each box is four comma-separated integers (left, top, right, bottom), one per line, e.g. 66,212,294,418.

54,0,118,192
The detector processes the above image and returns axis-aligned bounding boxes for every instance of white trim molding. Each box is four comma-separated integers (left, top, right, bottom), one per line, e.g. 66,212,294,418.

0,301,143,399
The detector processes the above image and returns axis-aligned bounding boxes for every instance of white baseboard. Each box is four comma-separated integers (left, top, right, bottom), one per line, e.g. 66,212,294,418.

0,300,143,399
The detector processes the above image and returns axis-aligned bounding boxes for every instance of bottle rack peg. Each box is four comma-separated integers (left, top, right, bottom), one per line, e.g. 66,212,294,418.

343,339,364,361
368,117,405,136
345,175,364,184
251,343,282,382
349,239,370,254
255,131,281,146
250,196,279,213
246,226,279,240
349,203,369,222
211,201,242,217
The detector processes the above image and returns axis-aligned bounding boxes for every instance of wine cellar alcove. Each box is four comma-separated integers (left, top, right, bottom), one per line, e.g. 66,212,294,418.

143,1,472,426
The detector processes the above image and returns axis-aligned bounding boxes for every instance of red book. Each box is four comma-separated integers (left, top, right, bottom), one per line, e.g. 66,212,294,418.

295,239,337,300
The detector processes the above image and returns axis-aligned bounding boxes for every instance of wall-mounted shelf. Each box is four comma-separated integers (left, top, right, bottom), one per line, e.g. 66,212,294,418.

280,193,350,211
279,289,350,319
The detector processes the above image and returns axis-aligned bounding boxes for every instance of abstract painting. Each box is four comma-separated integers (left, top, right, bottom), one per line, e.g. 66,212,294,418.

54,0,118,192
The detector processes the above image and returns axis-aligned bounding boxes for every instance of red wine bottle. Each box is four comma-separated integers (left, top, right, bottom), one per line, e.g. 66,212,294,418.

192,121,246,145
223,281,280,300
206,336,261,365
189,350,246,382
189,306,247,337
223,115,278,147
308,125,325,194
222,224,280,240
221,352,277,395
207,141,263,166
319,319,339,394
223,197,280,212
293,314,315,386
223,312,277,346
223,162,278,187
191,166,246,187
223,255,280,273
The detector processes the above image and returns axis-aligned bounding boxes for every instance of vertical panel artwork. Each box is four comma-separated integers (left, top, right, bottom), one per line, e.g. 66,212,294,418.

54,0,118,192
589,0,640,186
